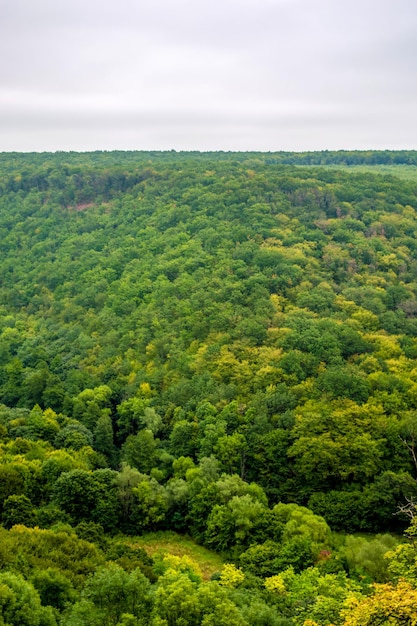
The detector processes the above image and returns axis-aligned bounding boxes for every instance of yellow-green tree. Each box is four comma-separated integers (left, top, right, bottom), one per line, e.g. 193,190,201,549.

341,580,417,625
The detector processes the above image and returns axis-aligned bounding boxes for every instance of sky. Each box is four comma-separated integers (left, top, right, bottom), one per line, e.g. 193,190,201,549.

0,0,416,152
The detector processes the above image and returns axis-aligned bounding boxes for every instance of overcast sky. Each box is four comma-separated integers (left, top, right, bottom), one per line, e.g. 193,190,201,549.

1,0,416,152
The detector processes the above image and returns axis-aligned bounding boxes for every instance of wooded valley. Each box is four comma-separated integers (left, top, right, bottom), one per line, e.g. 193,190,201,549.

1,150,417,624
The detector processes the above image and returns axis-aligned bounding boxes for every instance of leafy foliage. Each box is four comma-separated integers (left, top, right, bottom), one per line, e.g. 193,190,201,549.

0,150,417,623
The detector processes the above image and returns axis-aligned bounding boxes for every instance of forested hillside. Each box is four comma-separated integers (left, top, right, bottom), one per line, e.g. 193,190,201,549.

1,151,417,625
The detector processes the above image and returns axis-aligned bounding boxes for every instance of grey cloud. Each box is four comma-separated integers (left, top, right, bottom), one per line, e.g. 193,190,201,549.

0,0,416,151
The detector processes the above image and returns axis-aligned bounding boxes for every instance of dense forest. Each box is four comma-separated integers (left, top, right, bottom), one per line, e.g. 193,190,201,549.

1,150,417,624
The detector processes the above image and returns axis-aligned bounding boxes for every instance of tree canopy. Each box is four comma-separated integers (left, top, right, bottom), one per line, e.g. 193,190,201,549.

1,150,417,623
